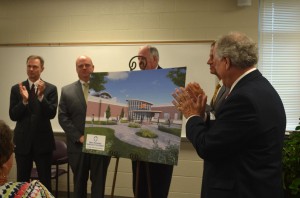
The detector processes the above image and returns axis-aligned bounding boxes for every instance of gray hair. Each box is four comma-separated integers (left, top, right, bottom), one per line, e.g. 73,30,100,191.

147,45,159,61
215,32,258,69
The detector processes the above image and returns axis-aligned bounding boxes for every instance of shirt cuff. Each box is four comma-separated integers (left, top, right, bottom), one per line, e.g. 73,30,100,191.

186,113,207,123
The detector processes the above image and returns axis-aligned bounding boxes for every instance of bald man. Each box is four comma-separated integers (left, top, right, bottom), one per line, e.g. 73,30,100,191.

58,56,111,198
132,45,173,198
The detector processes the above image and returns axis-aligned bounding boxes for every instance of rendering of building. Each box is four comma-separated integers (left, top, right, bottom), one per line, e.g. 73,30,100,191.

86,91,182,124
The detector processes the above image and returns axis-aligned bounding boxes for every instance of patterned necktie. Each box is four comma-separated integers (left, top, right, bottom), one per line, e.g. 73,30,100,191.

211,83,221,106
29,84,36,101
29,84,37,112
83,82,89,103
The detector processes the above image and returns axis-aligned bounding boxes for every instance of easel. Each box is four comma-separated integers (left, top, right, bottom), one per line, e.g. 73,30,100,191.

110,154,152,198
110,156,119,197
111,55,152,198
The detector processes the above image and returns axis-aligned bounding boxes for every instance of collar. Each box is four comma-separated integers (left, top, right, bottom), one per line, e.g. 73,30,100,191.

228,67,257,94
28,79,40,88
218,80,224,86
80,80,89,85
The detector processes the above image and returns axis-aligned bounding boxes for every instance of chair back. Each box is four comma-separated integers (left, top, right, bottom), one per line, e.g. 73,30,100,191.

52,139,68,165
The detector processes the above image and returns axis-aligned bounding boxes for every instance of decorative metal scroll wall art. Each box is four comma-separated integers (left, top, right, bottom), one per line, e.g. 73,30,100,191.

128,56,147,71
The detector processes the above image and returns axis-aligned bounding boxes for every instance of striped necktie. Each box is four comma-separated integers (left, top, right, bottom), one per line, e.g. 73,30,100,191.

211,83,221,106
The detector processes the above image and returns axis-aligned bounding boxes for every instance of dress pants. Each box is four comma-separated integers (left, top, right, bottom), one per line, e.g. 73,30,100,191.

69,152,111,198
132,161,173,198
15,150,52,191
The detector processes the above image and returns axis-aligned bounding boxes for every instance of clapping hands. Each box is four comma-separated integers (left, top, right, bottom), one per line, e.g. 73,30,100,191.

172,82,207,119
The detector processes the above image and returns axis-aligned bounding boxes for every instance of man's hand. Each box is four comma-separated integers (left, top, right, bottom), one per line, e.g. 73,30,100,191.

79,135,84,144
172,85,207,119
186,82,204,102
37,80,46,98
19,83,29,103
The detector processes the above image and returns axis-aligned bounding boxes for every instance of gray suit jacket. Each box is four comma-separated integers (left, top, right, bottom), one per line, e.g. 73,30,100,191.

58,80,111,198
58,80,86,154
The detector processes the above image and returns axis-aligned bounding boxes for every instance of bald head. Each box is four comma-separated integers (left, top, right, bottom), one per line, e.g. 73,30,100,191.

76,55,94,82
138,45,159,70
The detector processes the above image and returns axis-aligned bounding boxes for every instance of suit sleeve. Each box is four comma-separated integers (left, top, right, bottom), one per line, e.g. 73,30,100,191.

9,85,28,121
40,84,58,119
58,87,83,143
186,94,258,161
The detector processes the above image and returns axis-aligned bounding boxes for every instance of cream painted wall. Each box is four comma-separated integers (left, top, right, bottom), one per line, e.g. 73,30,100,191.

0,0,258,44
2,0,259,197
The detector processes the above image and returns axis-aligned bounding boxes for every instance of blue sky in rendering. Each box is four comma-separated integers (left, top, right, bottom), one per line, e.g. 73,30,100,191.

93,67,186,105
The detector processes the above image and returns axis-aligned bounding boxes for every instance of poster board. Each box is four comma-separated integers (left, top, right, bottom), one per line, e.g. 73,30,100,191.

83,67,186,165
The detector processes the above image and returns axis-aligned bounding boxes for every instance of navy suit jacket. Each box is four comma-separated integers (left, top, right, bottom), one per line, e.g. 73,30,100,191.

186,70,286,198
9,80,58,155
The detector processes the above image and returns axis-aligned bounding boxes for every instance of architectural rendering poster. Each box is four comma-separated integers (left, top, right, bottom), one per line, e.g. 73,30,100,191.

83,67,186,165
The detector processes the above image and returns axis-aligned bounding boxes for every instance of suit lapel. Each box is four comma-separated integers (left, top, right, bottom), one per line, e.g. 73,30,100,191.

23,80,30,92
214,85,229,111
215,86,226,104
75,80,87,108
216,70,262,115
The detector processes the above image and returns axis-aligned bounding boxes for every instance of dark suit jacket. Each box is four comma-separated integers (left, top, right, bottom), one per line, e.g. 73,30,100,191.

58,80,86,154
9,80,58,155
186,70,286,198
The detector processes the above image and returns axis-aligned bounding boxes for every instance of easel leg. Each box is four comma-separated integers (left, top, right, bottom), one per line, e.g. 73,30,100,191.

111,157,119,198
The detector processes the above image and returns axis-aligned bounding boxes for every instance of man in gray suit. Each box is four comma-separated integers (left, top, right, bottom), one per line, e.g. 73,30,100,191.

58,55,111,198
207,41,229,115
202,41,229,197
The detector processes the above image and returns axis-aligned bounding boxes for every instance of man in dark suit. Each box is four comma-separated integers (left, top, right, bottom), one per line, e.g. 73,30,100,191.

173,32,286,198
58,55,111,198
131,45,173,198
9,55,58,191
